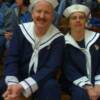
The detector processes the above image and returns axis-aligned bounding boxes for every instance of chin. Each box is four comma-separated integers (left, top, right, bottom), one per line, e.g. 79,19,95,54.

75,27,83,30
38,24,43,27
39,23,48,27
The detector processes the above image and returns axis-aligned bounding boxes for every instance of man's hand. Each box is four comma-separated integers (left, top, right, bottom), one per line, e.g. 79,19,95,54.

83,85,98,100
3,84,24,100
94,85,100,96
4,32,13,40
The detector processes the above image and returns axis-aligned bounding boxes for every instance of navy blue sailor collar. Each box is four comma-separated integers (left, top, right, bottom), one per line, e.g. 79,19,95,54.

19,22,63,49
19,22,63,73
65,29,100,49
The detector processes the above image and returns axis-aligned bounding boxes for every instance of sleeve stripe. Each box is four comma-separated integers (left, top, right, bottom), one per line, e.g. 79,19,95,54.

19,77,38,97
5,76,19,85
73,76,88,84
77,80,89,86
24,80,33,93
95,79,100,81
8,81,18,83
73,76,91,87
95,80,100,82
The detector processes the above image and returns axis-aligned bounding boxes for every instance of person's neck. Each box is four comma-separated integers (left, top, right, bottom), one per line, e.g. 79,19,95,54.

35,27,48,38
71,30,85,41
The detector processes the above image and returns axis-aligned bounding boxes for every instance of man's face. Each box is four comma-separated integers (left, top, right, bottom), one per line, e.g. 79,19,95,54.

32,1,54,29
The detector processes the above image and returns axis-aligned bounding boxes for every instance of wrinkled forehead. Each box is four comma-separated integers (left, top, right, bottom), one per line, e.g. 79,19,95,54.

35,1,53,8
32,0,54,13
32,2,54,15
32,0,54,9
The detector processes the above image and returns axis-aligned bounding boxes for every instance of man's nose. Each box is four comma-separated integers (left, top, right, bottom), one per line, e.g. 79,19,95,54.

40,12,45,18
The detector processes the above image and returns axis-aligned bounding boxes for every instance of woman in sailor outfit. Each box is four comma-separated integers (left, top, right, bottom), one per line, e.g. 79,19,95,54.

63,4,100,100
3,0,64,100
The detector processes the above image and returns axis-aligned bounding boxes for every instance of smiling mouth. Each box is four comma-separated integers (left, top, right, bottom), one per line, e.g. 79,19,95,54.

38,18,46,21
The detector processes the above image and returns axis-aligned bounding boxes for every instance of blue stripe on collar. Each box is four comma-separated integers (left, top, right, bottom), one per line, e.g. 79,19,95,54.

65,30,100,49
21,23,35,43
86,32,97,48
40,32,61,46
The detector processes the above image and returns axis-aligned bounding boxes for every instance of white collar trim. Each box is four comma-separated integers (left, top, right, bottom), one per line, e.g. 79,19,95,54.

19,22,35,45
19,22,63,49
19,22,63,73
65,30,100,49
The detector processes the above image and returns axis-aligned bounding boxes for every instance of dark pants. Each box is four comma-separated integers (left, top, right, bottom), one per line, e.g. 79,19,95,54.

69,85,90,100
32,79,61,100
0,35,6,58
0,78,6,100
68,85,100,100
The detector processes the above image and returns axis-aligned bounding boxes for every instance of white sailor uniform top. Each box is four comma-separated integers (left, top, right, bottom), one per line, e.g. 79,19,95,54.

63,30,100,88
4,22,65,97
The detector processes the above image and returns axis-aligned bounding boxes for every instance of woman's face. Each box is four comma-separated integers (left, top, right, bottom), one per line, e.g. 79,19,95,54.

69,12,87,32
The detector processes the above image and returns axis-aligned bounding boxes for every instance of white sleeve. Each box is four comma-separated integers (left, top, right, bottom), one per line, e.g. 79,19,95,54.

95,75,100,85
73,76,92,87
5,76,19,85
19,77,38,97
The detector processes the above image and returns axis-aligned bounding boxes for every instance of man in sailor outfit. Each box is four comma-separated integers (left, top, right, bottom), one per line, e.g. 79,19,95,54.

3,0,64,100
62,4,100,100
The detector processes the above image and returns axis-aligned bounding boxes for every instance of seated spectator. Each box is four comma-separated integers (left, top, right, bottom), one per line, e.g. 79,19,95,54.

4,0,15,7
89,0,100,32
11,0,32,24
54,0,92,31
3,0,64,100
62,4,100,100
54,0,66,27
0,0,13,60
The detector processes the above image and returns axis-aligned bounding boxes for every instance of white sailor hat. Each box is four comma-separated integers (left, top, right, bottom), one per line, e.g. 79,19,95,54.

63,4,90,18
30,0,58,9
